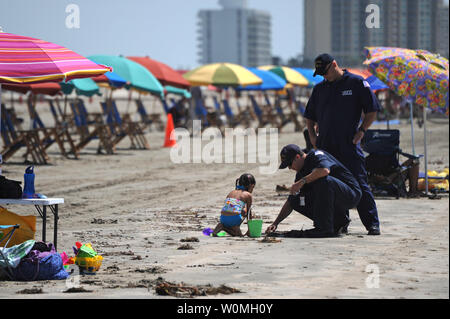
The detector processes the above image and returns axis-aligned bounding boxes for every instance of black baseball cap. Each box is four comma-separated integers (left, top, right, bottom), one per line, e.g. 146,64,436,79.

313,53,335,76
279,144,302,169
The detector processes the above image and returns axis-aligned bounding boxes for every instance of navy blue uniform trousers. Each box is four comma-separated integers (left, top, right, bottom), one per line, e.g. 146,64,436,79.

340,155,380,230
288,176,362,233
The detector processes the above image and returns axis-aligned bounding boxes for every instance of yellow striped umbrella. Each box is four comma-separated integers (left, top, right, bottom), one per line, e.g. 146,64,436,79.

258,65,309,86
183,63,262,87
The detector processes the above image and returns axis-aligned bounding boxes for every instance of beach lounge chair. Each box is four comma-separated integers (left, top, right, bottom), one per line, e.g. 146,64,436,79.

69,100,114,155
1,104,49,164
248,94,273,128
135,99,164,131
100,100,150,150
361,129,421,198
26,98,78,159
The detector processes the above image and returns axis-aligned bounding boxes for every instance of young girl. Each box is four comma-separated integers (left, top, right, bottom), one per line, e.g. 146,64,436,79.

212,173,256,237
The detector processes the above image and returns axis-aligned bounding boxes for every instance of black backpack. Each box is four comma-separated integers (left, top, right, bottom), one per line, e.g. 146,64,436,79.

0,175,23,199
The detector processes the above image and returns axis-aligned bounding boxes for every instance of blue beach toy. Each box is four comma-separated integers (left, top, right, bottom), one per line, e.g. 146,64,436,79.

23,166,35,199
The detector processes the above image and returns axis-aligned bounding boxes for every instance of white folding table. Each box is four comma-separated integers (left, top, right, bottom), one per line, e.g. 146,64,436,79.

0,198,64,249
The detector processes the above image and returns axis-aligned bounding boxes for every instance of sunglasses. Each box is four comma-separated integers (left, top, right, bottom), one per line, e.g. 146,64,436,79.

322,62,332,75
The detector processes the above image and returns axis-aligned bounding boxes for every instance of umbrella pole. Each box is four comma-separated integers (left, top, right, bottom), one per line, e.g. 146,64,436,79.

423,105,429,196
409,101,415,155
64,95,68,121
0,83,2,174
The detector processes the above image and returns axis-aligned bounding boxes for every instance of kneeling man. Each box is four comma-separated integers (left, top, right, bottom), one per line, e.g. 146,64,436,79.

266,144,362,238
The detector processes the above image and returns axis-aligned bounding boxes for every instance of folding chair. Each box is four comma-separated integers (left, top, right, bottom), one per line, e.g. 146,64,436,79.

69,100,114,155
1,104,49,164
100,99,149,150
26,98,79,159
0,224,19,280
361,129,421,198
249,94,273,128
135,99,164,131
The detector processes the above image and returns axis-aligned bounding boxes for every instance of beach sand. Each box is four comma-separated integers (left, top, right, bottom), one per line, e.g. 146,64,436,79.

0,95,448,299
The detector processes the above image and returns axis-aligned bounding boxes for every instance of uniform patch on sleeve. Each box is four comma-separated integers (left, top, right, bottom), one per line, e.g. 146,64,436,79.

363,80,371,88
314,150,324,156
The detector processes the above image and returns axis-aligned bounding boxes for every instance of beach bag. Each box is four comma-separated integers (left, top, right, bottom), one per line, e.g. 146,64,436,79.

0,207,36,247
0,175,22,199
12,241,69,281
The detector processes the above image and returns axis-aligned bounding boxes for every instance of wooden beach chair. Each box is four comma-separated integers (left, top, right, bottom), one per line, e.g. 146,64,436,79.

26,98,78,159
69,99,114,155
248,94,278,128
1,104,49,164
100,99,149,150
135,99,164,131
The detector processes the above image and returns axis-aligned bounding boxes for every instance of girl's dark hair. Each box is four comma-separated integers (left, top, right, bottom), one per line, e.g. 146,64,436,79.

235,173,256,191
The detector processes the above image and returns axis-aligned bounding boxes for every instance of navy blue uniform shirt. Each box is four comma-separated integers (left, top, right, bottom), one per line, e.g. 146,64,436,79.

304,70,381,160
295,149,361,193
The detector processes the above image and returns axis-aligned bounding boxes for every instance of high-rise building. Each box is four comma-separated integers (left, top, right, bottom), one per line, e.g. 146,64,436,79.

304,0,449,66
197,0,271,67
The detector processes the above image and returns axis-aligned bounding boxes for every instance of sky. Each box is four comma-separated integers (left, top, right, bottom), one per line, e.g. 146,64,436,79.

0,0,304,70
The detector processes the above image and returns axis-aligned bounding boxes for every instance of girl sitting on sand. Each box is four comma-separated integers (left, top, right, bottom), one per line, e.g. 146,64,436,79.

212,173,255,237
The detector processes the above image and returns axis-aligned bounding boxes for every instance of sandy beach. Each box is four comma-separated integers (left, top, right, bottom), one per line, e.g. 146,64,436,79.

0,94,448,299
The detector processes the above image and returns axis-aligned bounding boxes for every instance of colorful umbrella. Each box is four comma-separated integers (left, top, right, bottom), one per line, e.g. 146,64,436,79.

364,47,448,115
88,55,164,96
92,71,127,88
345,68,389,92
0,33,110,84
0,32,110,166
2,82,61,96
365,75,389,92
182,63,262,87
364,46,449,195
293,68,324,87
60,78,101,97
258,65,309,86
236,67,287,91
164,85,191,98
127,56,190,89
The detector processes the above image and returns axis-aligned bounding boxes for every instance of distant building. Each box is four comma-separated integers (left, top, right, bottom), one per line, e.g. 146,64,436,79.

304,0,449,67
197,0,272,67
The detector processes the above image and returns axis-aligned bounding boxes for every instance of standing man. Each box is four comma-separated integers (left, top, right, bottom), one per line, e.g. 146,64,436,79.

266,145,362,238
304,53,381,235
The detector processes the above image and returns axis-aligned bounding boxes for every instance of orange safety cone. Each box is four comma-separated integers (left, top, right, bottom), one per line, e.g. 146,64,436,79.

163,113,177,148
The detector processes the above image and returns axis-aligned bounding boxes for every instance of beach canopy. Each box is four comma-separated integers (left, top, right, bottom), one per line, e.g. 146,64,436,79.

236,67,287,91
92,71,127,88
0,32,111,84
88,55,164,97
60,78,101,97
164,85,191,98
2,82,61,96
365,75,389,91
127,56,190,89
183,62,263,87
258,65,309,86
293,68,324,87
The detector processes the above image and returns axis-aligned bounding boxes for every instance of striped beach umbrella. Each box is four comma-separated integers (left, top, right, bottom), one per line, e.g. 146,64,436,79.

0,32,111,166
183,63,262,87
0,33,111,84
